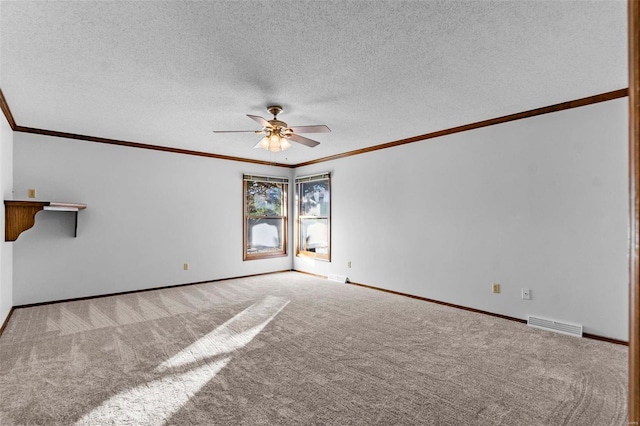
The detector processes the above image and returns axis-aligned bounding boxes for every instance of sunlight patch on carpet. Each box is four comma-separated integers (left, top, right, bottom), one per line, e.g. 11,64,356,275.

75,295,289,425
157,295,290,371
75,357,231,426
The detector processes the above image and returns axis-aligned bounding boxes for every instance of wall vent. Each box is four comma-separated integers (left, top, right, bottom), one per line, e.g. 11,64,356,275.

327,274,348,283
527,315,583,337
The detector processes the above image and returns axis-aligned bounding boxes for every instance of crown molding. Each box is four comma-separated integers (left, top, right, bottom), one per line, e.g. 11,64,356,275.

12,125,294,168
0,88,17,130
294,88,629,167
0,87,292,167
1,87,628,169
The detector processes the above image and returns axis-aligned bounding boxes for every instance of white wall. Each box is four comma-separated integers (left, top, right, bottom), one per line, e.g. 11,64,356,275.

10,97,629,340
12,133,293,305
0,115,14,325
294,98,629,341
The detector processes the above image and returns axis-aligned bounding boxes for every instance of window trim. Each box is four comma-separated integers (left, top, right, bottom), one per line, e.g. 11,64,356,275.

243,174,288,261
295,173,331,261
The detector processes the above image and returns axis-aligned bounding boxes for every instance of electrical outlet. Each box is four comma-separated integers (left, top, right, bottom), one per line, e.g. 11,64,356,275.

183,263,189,271
521,288,531,300
348,261,351,268
492,283,500,293
28,188,36,198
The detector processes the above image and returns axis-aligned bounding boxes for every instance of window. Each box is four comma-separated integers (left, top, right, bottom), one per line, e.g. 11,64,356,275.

296,173,330,261
243,175,288,260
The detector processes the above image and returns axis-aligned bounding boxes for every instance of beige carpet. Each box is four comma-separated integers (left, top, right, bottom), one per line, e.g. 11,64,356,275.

0,272,627,425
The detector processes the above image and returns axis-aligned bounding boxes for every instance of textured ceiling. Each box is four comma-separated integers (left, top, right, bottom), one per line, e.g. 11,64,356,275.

0,1,628,165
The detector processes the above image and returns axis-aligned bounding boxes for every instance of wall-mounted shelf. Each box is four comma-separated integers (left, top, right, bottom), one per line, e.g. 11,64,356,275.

4,200,87,242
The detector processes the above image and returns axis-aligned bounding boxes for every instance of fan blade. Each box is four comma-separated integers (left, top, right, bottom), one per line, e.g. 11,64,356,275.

247,114,272,128
288,125,331,133
287,133,320,148
213,130,265,133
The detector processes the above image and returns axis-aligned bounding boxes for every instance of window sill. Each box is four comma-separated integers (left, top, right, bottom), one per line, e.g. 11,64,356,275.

296,252,330,262
244,252,288,261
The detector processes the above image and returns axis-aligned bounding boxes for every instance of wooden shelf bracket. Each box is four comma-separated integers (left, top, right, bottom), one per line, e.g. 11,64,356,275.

4,200,87,242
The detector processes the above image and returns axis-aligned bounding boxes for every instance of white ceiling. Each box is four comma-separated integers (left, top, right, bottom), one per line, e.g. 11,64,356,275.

0,0,628,166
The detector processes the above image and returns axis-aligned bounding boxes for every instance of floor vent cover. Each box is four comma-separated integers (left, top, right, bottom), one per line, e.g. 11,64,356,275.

527,315,583,337
328,274,348,283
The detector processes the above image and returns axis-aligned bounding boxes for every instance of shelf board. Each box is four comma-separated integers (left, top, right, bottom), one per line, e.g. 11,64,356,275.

4,200,87,241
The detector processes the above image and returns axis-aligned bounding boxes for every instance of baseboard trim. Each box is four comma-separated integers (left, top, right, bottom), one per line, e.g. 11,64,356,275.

348,279,528,323
582,333,628,346
5,270,628,346
12,270,293,310
294,271,629,346
0,307,16,338
293,270,328,279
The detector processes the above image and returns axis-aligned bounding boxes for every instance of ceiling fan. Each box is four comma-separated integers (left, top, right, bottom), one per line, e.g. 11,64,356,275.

213,105,330,152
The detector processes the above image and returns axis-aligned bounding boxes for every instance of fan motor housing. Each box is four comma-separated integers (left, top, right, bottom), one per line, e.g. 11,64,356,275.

268,119,287,129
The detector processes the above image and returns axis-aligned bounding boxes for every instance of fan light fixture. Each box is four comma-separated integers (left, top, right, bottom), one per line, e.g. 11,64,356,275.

259,130,292,152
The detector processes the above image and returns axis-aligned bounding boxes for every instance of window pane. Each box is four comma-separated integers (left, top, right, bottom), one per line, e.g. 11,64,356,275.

246,182,283,216
300,181,329,216
247,218,284,254
299,218,329,254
